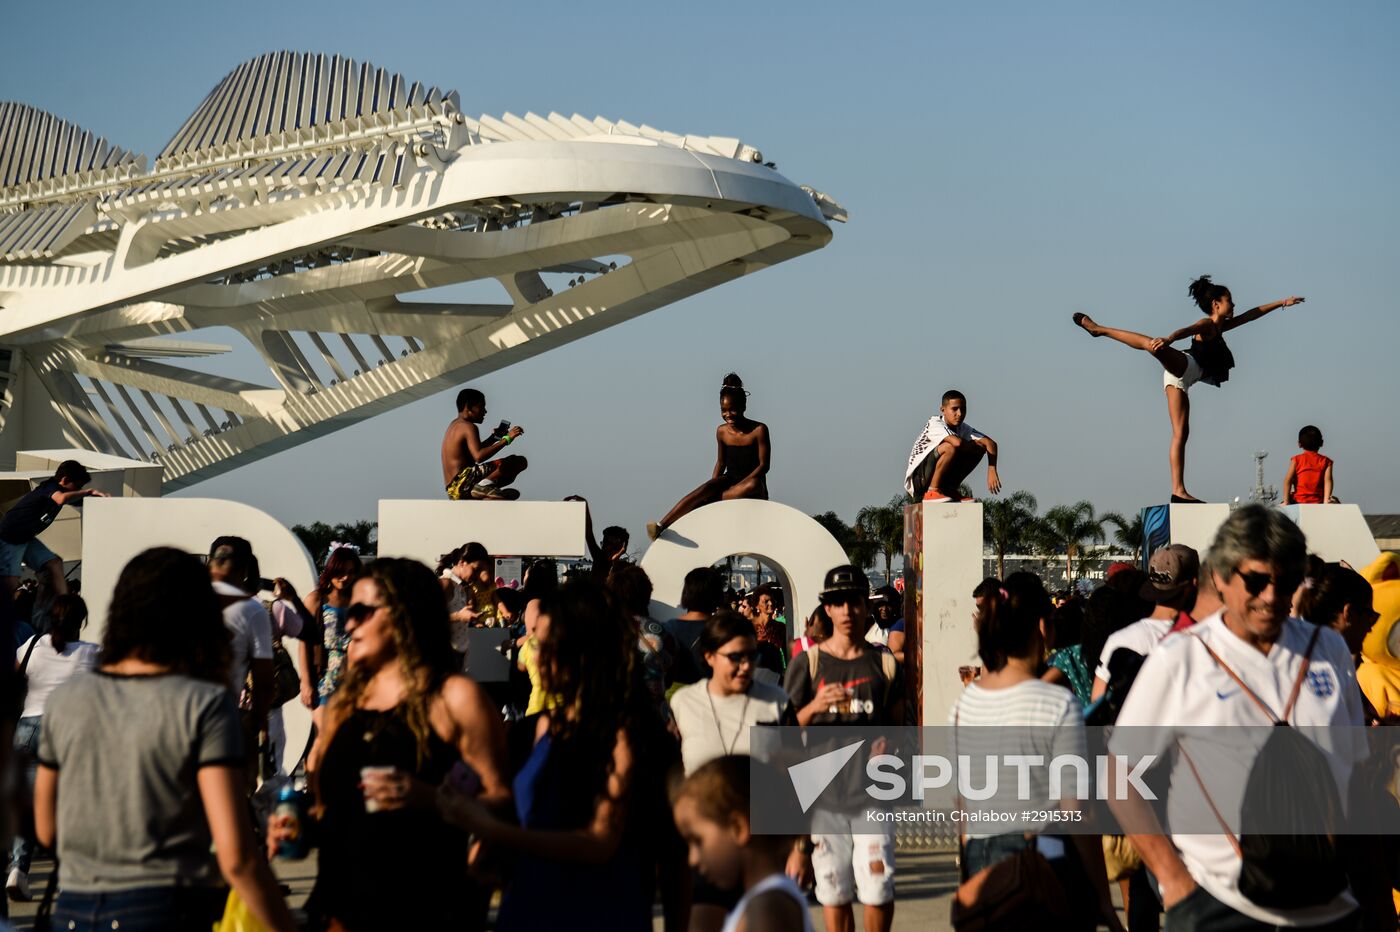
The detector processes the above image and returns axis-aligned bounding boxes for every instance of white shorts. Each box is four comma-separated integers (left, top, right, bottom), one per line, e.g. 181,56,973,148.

1163,354,1203,392
811,810,896,906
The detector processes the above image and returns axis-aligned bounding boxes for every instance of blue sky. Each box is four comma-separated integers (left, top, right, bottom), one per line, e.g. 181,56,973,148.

4,1,1397,546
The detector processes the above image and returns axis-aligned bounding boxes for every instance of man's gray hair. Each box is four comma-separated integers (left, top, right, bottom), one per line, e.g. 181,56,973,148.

1204,504,1307,581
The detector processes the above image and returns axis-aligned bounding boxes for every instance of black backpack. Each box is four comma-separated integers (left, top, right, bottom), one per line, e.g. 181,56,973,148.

1180,624,1348,910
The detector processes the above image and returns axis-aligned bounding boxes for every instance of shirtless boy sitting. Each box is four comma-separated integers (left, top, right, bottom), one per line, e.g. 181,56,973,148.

441,388,527,500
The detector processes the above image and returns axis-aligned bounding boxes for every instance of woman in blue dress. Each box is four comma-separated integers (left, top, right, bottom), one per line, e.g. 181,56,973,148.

438,579,684,930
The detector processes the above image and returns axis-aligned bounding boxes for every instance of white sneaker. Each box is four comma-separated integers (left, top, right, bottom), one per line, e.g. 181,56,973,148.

6,866,30,902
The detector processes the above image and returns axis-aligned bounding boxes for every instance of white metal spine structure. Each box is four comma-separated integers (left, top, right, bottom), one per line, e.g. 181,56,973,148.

0,51,843,489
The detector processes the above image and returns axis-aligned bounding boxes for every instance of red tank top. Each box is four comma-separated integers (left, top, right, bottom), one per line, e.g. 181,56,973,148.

1292,451,1331,504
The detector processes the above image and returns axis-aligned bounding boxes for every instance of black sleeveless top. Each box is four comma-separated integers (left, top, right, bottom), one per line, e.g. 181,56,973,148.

721,437,761,480
1188,332,1235,386
311,706,479,929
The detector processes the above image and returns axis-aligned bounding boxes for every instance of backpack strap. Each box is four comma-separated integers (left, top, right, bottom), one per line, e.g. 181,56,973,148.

1178,741,1243,858
807,644,821,684
18,635,41,674
1176,622,1327,861
1281,624,1324,724
880,648,898,711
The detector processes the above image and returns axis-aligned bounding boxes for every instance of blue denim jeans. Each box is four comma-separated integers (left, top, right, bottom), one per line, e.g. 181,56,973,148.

10,715,40,872
54,886,224,931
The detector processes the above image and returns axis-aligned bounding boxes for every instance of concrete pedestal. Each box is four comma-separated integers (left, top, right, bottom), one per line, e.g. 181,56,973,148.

903,502,983,725
1143,502,1380,569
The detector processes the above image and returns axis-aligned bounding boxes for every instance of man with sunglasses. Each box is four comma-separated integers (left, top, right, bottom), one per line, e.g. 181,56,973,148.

1109,506,1367,929
784,564,903,932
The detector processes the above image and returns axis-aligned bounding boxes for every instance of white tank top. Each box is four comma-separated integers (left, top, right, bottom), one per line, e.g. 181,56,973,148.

721,873,815,932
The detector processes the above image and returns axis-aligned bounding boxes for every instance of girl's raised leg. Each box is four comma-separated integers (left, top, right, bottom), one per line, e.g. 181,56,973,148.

1074,313,1190,378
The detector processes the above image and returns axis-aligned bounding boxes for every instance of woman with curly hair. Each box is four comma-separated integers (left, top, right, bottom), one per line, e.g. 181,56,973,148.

1073,276,1305,502
438,579,685,931
36,548,295,931
272,558,508,930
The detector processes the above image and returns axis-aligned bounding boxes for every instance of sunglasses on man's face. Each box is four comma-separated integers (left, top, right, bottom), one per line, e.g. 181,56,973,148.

1234,569,1302,598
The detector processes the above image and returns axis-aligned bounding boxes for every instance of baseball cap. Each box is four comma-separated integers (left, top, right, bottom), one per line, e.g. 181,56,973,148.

821,564,869,600
1140,544,1199,603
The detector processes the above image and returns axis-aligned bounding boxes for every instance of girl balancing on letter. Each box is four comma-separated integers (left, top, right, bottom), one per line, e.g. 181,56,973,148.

647,373,770,541
1072,275,1305,503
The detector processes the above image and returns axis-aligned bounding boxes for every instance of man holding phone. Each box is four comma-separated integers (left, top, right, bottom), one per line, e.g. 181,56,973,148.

441,388,528,500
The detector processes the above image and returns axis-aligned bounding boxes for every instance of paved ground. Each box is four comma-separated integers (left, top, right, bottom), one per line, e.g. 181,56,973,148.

4,848,1115,930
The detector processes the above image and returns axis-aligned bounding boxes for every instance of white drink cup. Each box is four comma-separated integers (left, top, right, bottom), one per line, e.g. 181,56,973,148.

361,765,398,813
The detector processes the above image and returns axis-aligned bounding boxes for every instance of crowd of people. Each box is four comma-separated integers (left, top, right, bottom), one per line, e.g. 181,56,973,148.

953,504,1399,932
0,435,1393,932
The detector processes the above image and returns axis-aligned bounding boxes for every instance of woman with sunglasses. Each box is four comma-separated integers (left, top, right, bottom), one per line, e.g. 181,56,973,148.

273,558,509,931
668,610,792,931
36,548,295,931
437,579,684,931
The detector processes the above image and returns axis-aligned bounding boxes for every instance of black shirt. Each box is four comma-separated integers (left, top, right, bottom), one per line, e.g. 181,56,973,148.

0,479,67,545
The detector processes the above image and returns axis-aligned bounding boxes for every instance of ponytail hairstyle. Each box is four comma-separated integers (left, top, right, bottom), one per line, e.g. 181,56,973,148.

49,593,88,654
1295,563,1373,629
719,372,748,412
1188,275,1230,315
974,581,1046,672
436,541,488,575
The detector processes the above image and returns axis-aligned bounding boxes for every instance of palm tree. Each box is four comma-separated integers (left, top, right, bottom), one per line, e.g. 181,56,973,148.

1103,510,1145,555
981,491,1039,580
812,510,878,571
855,495,907,585
1035,501,1108,584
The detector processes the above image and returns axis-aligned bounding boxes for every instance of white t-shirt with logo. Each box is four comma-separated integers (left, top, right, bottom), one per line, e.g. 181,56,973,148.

1109,612,1366,926
1094,616,1174,682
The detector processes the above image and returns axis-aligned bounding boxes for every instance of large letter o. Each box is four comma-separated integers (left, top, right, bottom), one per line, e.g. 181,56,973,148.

639,500,849,635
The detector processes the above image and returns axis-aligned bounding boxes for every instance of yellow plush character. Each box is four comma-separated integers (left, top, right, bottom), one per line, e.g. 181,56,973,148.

1356,552,1400,719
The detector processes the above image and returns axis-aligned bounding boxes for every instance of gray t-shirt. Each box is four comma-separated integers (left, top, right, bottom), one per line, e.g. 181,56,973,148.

38,671,244,892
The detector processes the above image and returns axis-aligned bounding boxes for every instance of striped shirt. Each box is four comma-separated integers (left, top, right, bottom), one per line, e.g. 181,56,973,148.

948,679,1085,838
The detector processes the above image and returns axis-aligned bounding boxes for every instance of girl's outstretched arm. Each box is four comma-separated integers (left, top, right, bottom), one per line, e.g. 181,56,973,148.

1160,317,1219,346
1220,296,1305,332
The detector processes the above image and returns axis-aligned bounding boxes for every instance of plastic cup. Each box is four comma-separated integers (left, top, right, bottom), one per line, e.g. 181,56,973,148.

361,765,397,813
